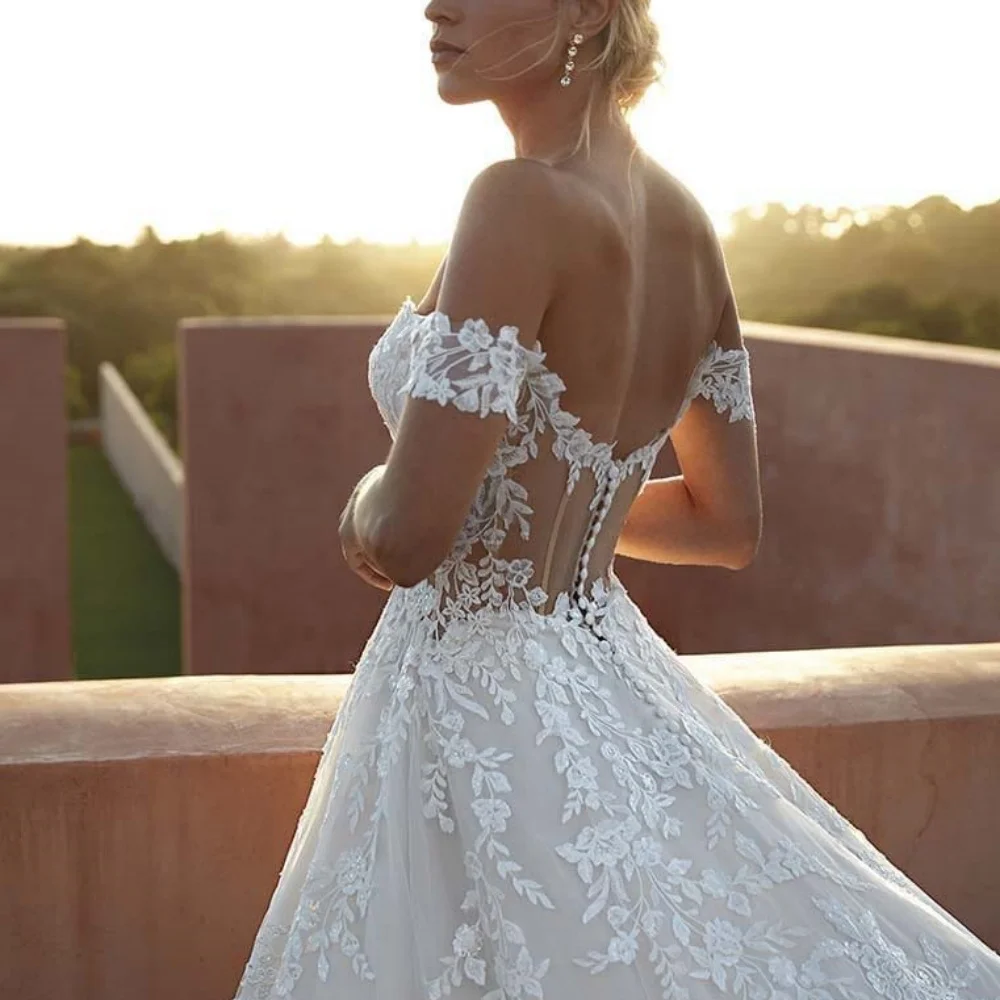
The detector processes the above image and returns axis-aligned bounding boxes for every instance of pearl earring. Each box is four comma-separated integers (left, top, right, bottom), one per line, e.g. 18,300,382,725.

560,32,584,87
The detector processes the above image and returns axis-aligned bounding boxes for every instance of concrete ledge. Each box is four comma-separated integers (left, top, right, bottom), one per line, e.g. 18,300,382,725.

699,641,1000,728
0,674,350,765
3,644,999,1000
742,317,1000,367
3,643,996,765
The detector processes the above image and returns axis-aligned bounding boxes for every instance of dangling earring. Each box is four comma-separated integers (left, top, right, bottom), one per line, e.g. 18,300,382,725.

559,32,584,87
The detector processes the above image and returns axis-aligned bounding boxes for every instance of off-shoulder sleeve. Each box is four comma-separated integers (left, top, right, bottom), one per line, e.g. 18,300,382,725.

684,340,756,423
400,310,541,423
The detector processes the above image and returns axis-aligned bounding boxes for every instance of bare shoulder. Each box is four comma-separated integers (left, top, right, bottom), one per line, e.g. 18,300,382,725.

643,156,735,320
468,156,559,196
430,159,569,339
458,158,566,241
644,157,721,254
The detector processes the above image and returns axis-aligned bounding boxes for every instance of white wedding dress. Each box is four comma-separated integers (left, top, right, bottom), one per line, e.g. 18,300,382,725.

233,296,1000,1000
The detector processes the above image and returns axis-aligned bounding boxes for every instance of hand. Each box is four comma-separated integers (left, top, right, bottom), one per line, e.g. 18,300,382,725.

339,471,394,591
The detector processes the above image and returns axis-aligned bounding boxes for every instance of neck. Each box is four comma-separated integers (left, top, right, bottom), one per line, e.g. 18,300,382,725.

497,79,634,167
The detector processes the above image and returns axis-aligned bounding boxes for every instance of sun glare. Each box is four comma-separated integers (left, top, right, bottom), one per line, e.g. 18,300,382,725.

1,0,997,246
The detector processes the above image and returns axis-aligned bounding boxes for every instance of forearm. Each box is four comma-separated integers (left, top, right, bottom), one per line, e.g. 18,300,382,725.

615,476,757,570
346,466,392,569
347,463,452,587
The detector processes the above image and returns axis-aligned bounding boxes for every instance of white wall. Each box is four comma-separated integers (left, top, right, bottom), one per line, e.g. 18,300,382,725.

99,363,184,571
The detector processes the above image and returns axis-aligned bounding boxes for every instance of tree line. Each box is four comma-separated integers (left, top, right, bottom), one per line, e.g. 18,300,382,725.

1,193,997,451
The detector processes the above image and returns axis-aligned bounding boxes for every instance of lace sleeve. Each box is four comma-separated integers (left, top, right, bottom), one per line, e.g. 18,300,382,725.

686,340,755,423
401,311,540,423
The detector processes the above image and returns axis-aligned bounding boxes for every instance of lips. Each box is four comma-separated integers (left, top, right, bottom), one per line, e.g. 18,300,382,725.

430,40,465,56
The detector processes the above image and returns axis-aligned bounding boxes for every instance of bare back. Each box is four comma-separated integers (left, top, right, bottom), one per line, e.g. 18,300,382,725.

391,153,749,611
419,153,735,455
538,153,733,452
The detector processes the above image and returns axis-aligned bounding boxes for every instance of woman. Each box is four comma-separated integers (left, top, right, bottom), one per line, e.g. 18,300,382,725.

234,2,1000,998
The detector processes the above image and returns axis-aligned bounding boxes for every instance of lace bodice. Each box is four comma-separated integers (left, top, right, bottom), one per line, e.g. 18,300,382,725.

367,297,754,624
236,300,999,1000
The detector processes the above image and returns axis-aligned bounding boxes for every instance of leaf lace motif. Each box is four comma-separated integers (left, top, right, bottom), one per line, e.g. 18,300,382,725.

381,301,697,623
234,573,998,1000
687,342,756,424
232,303,999,1000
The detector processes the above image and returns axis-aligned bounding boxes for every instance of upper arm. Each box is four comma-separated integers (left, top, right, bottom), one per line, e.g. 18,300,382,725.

669,290,762,558
364,160,561,583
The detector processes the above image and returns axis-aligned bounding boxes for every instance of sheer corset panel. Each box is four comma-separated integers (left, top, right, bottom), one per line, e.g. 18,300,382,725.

366,297,755,625
497,429,668,617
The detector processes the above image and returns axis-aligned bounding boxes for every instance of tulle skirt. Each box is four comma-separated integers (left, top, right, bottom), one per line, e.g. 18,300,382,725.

233,573,1000,1000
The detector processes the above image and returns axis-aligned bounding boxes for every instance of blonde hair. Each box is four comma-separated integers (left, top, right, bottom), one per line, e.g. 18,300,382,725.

583,0,665,115
467,2,665,162
562,0,665,161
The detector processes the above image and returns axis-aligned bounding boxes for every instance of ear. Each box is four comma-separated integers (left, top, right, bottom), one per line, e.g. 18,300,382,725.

573,0,617,38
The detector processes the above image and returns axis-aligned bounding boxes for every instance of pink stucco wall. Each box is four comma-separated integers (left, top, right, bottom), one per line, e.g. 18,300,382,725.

0,319,71,682
1,642,998,1000
179,316,390,676
627,323,1000,652
180,316,999,674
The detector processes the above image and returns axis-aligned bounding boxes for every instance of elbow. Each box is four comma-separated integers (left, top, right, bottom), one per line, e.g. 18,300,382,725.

721,513,762,571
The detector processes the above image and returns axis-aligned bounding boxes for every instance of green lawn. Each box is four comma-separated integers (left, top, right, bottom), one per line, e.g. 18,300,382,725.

69,444,181,679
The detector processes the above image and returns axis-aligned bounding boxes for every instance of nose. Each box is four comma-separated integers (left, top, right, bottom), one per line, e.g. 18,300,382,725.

424,0,459,26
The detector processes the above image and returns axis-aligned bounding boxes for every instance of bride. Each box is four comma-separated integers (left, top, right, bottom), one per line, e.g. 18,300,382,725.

234,1,1000,998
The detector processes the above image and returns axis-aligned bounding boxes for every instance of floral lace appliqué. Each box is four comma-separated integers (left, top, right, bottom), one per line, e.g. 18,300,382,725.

232,300,1000,1000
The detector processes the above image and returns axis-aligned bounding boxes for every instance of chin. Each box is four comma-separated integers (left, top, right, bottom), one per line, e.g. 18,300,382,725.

434,75,488,106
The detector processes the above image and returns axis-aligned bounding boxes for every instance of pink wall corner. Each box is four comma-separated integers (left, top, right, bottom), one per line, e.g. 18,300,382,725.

179,316,394,675
179,316,1000,671
619,328,1000,653
0,320,71,682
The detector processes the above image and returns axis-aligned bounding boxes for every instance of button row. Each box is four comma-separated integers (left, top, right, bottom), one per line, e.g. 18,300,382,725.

619,663,703,757
572,468,622,603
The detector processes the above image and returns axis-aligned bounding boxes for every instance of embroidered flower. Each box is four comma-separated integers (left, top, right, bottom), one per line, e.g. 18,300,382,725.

608,933,640,964
504,558,533,590
496,945,549,999
463,850,484,880
700,867,729,898
488,338,527,399
640,908,664,936
439,710,465,732
471,797,512,833
566,756,599,790
333,846,370,896
631,834,662,867
443,735,478,767
704,917,745,967
768,955,799,987
556,815,641,875
452,922,481,957
543,654,572,684
457,320,494,352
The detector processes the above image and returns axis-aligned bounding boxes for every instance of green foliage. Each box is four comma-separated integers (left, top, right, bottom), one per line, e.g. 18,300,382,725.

1,196,996,438
122,342,178,449
65,364,89,419
68,444,180,679
725,197,1000,350
0,230,445,427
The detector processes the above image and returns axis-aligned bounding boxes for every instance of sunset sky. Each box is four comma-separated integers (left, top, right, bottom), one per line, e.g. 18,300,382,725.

3,0,998,246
